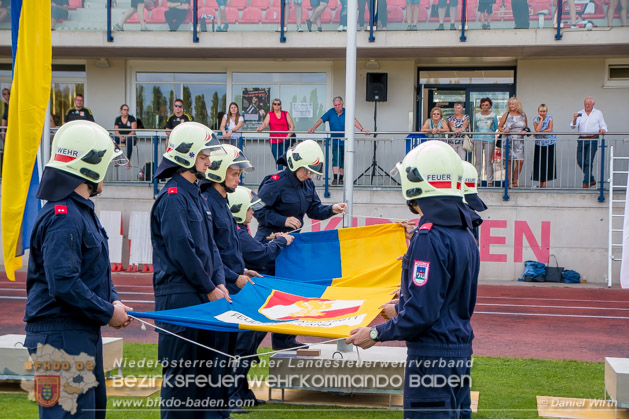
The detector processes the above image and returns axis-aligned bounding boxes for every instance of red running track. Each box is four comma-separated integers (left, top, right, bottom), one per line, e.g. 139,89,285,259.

2,272,628,362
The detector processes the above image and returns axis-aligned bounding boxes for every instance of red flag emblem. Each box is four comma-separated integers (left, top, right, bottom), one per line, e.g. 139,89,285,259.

259,290,363,321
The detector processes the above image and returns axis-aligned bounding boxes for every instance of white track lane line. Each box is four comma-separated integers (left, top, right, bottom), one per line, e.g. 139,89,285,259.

477,303,629,311
478,296,629,304
475,311,629,319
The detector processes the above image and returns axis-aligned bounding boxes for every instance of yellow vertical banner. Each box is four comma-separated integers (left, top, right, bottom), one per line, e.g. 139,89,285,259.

1,1,52,281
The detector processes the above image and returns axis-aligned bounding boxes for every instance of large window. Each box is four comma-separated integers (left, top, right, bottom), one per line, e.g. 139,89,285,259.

231,72,327,131
135,73,227,129
51,65,86,126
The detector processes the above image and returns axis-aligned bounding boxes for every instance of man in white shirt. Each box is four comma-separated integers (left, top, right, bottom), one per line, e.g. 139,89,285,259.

571,96,607,188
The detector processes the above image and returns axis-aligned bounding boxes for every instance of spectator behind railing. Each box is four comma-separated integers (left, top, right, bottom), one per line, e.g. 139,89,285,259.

256,98,295,170
477,0,495,29
436,0,458,30
447,102,470,159
607,0,628,27
220,102,244,147
532,104,557,188
216,0,229,31
498,96,528,188
474,97,498,185
308,96,369,186
165,0,190,31
0,0,9,23
114,0,151,32
51,0,70,30
64,94,95,124
305,0,328,32
571,96,607,188
114,104,137,165
164,98,192,137
421,106,450,139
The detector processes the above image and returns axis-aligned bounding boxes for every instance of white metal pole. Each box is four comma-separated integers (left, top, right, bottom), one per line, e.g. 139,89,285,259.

343,0,358,228
608,145,613,287
42,99,51,168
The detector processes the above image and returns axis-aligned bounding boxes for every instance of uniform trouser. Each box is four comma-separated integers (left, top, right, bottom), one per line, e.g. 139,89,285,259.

25,328,106,419
403,354,472,419
577,139,598,184
229,330,267,403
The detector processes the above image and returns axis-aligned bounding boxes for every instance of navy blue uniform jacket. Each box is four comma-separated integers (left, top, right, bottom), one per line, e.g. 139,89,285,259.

151,174,225,297
201,186,246,294
375,197,480,358
25,193,119,331
254,168,333,241
237,224,288,275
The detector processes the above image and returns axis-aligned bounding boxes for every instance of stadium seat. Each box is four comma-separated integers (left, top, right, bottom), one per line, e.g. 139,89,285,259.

147,7,167,23
262,7,281,23
230,0,248,11
387,6,405,22
241,7,264,23
251,0,271,11
387,0,406,8
204,0,219,8
225,6,240,23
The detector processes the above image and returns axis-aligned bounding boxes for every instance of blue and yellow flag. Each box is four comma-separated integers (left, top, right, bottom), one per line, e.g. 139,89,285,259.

133,224,407,338
1,1,51,281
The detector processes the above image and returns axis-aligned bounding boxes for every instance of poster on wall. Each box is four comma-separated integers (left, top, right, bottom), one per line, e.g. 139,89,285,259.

242,88,270,122
292,103,313,118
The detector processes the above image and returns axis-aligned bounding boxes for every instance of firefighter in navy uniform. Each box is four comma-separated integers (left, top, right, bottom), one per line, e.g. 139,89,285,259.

224,186,295,406
228,186,294,275
150,122,230,419
24,120,132,418
347,140,481,419
201,145,265,412
254,139,346,350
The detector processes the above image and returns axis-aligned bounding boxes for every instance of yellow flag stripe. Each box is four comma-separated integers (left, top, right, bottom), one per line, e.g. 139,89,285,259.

1,2,51,281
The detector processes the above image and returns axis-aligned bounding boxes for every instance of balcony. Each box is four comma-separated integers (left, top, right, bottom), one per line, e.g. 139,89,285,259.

0,0,627,59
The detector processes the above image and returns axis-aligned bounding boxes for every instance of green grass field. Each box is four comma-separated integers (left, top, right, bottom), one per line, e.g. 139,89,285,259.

0,343,605,418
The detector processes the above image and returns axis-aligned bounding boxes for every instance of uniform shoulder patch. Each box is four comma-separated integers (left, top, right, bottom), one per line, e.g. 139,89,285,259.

54,205,68,215
168,187,178,194
419,222,433,231
412,260,430,287
271,174,280,181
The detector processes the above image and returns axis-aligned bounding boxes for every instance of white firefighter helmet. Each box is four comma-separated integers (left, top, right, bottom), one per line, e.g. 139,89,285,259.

205,144,254,183
391,140,464,200
163,122,222,169
286,140,324,175
226,186,265,224
46,120,125,183
461,160,479,195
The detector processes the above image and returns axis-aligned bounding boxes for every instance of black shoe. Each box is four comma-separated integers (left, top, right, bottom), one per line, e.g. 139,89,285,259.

339,178,343,185
331,179,338,185
317,26,322,32
306,19,312,32
436,23,444,30
450,23,456,30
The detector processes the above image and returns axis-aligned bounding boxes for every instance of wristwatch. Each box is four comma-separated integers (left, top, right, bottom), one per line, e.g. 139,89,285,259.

369,326,379,341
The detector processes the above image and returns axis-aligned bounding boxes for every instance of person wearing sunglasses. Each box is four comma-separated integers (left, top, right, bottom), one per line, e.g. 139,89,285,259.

164,98,192,137
257,98,296,170
114,104,137,164
254,139,347,351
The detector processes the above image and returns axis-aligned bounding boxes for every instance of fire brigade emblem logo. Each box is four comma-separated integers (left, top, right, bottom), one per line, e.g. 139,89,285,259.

412,260,430,287
259,290,363,321
35,375,60,408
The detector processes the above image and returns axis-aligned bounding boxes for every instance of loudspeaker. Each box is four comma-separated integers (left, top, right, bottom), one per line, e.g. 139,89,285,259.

366,72,388,102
